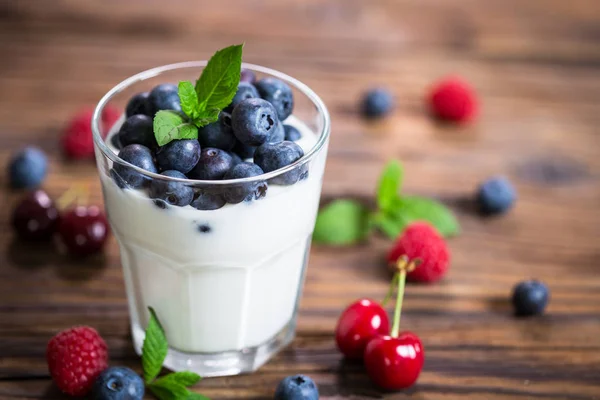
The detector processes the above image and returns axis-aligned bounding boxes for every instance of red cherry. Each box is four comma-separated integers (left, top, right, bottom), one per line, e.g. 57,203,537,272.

335,299,390,359
11,190,60,241
364,332,424,390
57,205,109,256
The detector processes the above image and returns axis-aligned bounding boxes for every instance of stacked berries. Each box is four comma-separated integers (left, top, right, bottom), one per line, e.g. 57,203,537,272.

46,326,144,399
111,69,307,210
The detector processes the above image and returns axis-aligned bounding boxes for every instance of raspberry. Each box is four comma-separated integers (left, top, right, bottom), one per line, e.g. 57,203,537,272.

387,222,450,283
46,326,108,396
428,77,477,123
62,106,120,160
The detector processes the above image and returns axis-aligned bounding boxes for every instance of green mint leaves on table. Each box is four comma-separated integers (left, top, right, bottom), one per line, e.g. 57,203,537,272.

153,44,244,146
313,160,460,245
142,307,205,400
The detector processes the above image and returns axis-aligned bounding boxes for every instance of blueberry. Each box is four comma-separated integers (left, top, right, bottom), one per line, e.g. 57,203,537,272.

118,115,157,149
222,162,267,203
155,139,201,174
197,112,236,151
110,134,122,150
149,83,181,113
254,141,305,185
231,98,278,146
274,375,319,400
228,151,243,166
477,176,517,215
512,280,549,316
240,68,256,83
92,366,144,400
8,147,48,189
232,140,257,160
188,148,234,180
112,144,157,189
361,88,394,118
226,82,259,112
149,170,194,207
284,124,302,141
255,78,294,121
125,92,153,118
191,190,226,210
269,121,285,143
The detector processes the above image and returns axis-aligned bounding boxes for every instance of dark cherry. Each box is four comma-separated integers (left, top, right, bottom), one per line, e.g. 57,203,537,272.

364,332,424,390
57,205,109,256
335,299,390,359
11,190,60,241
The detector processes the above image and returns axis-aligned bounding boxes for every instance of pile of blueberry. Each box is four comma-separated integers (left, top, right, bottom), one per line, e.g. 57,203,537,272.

111,69,307,210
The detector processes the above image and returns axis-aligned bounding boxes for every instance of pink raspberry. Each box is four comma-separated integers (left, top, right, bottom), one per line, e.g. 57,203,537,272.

428,77,478,123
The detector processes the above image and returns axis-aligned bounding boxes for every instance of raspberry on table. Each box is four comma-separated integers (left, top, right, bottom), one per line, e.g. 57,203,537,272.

62,109,95,160
387,222,450,283
428,76,478,123
46,326,109,397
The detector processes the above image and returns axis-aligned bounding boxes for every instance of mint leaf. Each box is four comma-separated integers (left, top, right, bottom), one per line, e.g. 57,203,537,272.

391,196,460,237
187,393,211,400
148,382,190,400
195,44,243,117
371,211,406,240
193,108,220,127
178,81,200,120
154,371,201,387
154,110,198,146
142,307,168,384
377,160,403,212
313,200,371,245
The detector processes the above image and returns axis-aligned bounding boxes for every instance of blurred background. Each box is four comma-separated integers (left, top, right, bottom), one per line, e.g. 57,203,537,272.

1,0,599,398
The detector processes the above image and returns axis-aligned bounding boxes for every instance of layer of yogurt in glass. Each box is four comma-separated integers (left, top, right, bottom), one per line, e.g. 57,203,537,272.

100,114,323,353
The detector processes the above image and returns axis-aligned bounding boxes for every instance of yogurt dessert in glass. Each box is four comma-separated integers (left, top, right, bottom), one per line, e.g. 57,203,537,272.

91,60,330,377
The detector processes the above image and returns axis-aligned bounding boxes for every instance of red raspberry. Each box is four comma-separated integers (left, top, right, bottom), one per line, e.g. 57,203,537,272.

428,77,478,123
62,106,120,160
46,326,108,396
387,222,450,283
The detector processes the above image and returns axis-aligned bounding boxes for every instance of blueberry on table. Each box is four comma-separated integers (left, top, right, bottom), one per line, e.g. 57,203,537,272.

284,124,302,141
8,147,48,189
149,83,181,113
223,162,267,204
477,176,517,215
274,374,319,400
231,98,279,146
191,190,226,210
112,144,157,189
255,77,294,121
254,141,305,185
118,114,156,149
149,170,194,207
361,88,394,118
197,112,237,151
92,366,144,400
125,92,153,118
512,280,549,316
232,140,257,160
188,148,235,180
269,120,285,143
155,139,201,174
240,68,256,83
226,82,259,112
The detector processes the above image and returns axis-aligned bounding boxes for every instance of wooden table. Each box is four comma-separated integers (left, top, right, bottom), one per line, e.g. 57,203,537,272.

1,1,599,399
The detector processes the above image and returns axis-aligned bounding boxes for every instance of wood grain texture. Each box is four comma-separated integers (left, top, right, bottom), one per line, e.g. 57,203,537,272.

0,0,599,399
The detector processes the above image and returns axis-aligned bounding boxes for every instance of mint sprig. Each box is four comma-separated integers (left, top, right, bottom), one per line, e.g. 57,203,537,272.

153,44,243,146
142,307,205,400
312,160,460,245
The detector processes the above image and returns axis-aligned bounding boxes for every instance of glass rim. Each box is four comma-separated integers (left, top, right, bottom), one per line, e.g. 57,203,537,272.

92,61,330,186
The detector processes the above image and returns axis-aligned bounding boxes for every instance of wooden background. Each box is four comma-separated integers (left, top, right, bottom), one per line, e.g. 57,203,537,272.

1,0,599,399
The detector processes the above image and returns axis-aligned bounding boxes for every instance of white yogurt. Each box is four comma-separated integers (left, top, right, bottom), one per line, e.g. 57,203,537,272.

100,116,326,353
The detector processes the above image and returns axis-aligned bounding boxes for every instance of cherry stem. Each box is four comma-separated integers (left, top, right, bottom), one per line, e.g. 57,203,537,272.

56,184,89,210
382,273,399,307
390,268,406,338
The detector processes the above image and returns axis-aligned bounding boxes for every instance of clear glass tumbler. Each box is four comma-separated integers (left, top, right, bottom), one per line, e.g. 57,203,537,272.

91,62,330,377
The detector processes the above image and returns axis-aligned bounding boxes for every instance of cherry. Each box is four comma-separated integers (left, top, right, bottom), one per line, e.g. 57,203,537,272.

364,256,425,390
11,190,60,241
335,299,390,359
57,205,109,256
